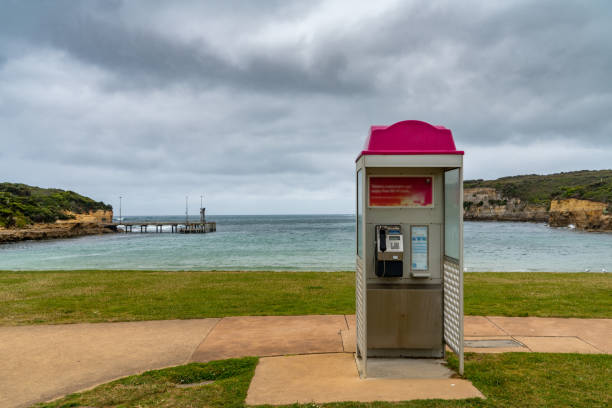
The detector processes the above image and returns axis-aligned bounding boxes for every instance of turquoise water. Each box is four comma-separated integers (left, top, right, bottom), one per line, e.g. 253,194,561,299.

0,215,611,272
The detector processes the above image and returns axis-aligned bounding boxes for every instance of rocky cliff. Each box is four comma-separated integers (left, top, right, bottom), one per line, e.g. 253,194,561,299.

56,209,113,224
549,199,612,231
463,169,612,231
463,188,611,231
0,210,116,244
463,188,548,222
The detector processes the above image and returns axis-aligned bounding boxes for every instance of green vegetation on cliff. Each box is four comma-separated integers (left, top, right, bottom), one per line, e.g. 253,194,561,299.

465,169,612,206
0,183,112,228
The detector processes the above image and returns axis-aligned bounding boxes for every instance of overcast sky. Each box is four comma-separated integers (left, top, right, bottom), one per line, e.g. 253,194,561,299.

1,0,611,215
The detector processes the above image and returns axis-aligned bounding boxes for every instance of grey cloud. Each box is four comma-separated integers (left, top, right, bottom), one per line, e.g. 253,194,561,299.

1,0,611,214
335,1,612,145
0,0,368,95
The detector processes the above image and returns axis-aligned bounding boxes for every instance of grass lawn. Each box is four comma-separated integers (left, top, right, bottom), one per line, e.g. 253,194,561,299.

0,270,610,325
464,272,612,318
35,353,611,408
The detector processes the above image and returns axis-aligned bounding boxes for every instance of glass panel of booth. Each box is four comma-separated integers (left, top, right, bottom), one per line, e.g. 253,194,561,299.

356,169,363,257
444,168,460,260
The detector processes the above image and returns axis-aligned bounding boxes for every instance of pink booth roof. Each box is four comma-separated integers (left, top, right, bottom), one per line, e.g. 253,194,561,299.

356,120,464,161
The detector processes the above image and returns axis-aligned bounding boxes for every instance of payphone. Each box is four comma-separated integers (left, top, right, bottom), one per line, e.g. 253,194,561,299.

355,120,465,377
375,225,404,277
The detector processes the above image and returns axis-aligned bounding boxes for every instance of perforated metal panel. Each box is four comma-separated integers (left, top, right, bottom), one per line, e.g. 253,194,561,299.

444,257,464,374
355,259,367,375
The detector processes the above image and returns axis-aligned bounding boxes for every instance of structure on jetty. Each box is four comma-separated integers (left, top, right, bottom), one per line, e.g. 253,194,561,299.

111,195,216,233
114,221,216,234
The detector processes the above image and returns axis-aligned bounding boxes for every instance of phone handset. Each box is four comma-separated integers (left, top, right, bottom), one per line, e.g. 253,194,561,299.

379,228,386,252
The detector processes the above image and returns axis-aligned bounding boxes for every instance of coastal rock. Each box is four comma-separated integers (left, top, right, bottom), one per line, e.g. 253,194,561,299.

56,209,113,224
549,199,612,231
0,223,116,244
463,188,548,222
463,188,612,231
0,210,116,244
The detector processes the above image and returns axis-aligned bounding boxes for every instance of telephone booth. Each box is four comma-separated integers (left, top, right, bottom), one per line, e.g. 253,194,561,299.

355,120,464,377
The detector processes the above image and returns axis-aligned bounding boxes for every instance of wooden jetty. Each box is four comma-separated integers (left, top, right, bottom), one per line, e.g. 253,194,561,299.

111,221,216,234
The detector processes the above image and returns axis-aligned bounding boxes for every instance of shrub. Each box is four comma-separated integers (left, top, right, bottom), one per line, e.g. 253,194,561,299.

470,170,612,206
0,183,112,227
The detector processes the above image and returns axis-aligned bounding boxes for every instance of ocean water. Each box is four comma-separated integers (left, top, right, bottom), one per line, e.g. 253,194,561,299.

0,215,611,272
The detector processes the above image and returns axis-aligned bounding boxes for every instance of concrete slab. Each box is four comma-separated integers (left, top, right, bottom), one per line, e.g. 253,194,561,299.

0,319,219,408
487,316,612,353
340,315,356,352
463,336,528,353
246,353,483,405
465,339,523,348
340,329,356,353
339,316,612,355
580,334,612,354
190,315,347,362
366,358,454,379
464,316,507,336
515,336,602,354
346,314,356,329
465,335,515,342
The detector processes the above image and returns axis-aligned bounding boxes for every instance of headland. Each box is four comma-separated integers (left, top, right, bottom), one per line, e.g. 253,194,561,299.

464,169,612,231
0,183,115,243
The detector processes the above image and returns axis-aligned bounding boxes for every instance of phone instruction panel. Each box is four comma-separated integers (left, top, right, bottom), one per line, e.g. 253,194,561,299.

411,226,428,271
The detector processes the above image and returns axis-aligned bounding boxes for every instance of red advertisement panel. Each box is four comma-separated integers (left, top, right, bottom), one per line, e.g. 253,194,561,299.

369,176,433,207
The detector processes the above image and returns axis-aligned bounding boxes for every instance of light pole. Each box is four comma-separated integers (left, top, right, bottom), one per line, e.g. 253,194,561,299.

119,195,122,223
200,193,205,223
185,196,189,225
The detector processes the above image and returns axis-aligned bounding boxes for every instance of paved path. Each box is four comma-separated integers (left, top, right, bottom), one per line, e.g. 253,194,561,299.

1,315,610,407
0,319,219,408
